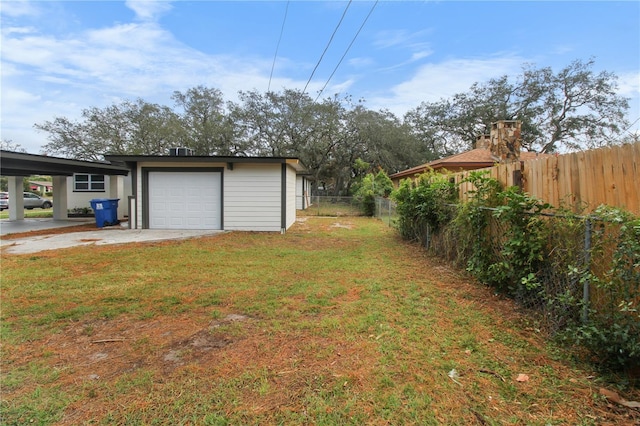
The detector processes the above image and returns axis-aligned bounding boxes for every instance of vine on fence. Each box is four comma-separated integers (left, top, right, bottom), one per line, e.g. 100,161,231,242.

566,206,640,371
451,171,503,287
492,187,551,300
392,171,640,373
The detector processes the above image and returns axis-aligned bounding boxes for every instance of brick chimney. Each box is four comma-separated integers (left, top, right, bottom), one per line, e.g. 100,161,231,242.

489,120,522,163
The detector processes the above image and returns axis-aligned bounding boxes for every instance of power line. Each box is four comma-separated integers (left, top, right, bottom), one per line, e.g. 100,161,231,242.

268,1,290,93
623,115,640,135
315,0,378,102
302,0,352,95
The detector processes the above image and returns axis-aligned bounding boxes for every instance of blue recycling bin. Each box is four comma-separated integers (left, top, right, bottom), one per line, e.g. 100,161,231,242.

90,198,120,228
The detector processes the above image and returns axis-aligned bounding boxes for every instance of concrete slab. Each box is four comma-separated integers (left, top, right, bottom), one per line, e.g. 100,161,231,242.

1,226,225,255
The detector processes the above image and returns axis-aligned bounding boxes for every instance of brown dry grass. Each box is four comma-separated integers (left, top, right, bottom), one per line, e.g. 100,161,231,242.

1,217,638,425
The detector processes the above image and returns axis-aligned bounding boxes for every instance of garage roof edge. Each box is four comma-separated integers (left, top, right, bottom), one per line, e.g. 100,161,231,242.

105,155,308,173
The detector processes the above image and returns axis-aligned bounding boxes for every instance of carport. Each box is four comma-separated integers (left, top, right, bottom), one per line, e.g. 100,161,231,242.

0,150,129,222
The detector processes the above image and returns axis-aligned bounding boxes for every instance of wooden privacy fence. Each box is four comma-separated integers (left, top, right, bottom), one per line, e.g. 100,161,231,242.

454,142,640,215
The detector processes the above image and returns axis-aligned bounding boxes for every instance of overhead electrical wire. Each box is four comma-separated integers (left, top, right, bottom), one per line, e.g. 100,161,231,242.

315,0,379,102
268,1,290,93
301,0,353,95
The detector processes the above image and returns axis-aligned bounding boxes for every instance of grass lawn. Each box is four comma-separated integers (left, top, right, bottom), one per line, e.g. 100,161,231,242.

1,217,638,425
0,209,53,219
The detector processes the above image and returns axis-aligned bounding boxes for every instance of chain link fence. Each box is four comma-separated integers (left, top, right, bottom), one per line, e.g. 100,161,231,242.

374,197,398,227
425,207,639,334
300,196,364,217
298,196,397,225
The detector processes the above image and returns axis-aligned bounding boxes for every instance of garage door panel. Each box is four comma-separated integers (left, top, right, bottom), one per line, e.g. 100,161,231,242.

148,171,221,230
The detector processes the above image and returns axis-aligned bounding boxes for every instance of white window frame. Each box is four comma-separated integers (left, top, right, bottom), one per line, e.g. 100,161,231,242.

73,174,106,192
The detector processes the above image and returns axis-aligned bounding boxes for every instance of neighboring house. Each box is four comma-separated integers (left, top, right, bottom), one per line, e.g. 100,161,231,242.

105,153,308,232
29,180,53,193
390,120,549,186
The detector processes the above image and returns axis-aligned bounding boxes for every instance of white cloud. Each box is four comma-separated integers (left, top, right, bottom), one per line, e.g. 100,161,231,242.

367,55,525,116
410,50,433,62
616,71,640,98
373,29,432,50
616,71,640,133
124,0,173,22
551,44,575,55
1,87,41,105
0,0,40,18
348,57,375,68
323,78,355,98
0,12,309,152
2,26,37,36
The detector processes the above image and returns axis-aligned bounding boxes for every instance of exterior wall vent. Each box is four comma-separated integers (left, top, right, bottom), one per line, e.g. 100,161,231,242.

169,147,194,156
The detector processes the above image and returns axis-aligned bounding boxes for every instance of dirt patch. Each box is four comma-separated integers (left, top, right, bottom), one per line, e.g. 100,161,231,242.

162,314,252,370
5,311,256,388
1,223,98,240
331,222,353,229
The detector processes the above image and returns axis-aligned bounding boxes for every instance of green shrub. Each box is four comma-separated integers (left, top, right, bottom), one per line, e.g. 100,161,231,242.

490,187,551,298
391,171,457,244
353,170,393,217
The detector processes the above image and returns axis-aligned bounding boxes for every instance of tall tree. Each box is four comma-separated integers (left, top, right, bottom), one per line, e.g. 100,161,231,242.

172,86,237,155
233,89,314,157
37,99,182,160
344,106,421,174
406,59,630,154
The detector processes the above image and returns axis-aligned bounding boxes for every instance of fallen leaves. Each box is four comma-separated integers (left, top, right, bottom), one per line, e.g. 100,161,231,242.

600,388,640,409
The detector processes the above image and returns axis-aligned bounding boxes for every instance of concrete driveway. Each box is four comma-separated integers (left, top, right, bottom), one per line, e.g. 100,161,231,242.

0,219,224,254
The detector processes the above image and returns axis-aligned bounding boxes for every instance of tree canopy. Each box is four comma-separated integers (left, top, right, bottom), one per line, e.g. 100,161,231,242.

405,59,630,154
35,59,631,193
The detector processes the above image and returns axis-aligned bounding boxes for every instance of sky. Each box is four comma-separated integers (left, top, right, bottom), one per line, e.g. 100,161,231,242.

1,0,639,154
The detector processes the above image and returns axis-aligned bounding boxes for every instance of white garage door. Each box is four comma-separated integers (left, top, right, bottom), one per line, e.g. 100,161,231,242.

148,171,221,230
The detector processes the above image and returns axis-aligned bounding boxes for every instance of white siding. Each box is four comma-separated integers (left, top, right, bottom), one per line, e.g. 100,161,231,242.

224,163,282,232
286,166,296,229
296,176,303,210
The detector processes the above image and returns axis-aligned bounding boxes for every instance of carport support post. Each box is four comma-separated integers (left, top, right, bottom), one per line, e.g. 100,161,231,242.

52,176,68,220
7,176,24,221
109,175,125,220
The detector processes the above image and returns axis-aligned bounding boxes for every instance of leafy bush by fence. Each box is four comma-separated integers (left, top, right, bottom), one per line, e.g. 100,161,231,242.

392,171,640,373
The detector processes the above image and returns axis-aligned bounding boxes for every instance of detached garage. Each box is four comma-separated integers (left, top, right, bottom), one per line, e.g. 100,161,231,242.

147,170,222,230
106,154,306,232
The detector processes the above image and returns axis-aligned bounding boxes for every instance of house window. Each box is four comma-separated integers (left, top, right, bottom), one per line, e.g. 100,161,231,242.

74,174,105,191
